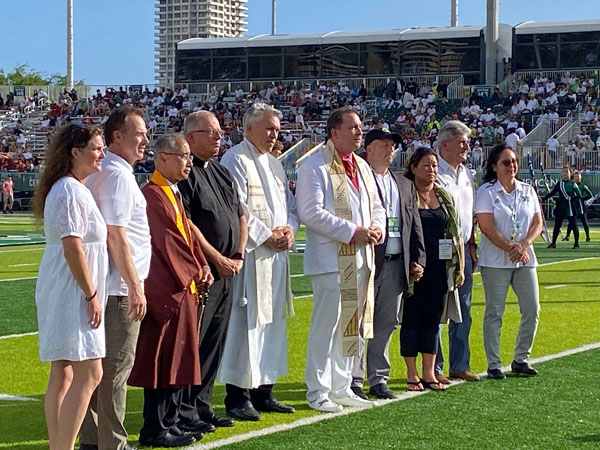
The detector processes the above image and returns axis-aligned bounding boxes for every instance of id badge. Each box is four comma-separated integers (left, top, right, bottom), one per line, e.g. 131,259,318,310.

388,216,401,237
510,220,523,241
439,239,453,260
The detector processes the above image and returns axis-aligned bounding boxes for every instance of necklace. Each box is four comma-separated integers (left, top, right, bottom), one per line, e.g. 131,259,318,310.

418,190,434,209
68,171,82,183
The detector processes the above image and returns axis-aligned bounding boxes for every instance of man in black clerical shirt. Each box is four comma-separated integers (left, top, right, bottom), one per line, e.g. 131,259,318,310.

177,111,249,432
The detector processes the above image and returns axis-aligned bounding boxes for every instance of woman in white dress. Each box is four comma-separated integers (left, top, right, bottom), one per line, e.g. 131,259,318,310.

33,122,107,450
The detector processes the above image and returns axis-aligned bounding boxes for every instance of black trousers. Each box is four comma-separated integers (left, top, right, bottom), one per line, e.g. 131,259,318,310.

566,212,589,239
224,384,273,411
179,277,233,423
140,388,182,441
552,208,578,245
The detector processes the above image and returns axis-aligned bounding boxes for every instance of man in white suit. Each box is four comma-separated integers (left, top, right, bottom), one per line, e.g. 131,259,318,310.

297,108,386,413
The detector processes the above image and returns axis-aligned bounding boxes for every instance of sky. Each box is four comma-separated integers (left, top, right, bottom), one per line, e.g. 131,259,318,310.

1,0,598,86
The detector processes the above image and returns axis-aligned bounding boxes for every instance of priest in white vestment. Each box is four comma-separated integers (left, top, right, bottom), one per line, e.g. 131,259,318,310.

218,103,299,422
297,108,386,413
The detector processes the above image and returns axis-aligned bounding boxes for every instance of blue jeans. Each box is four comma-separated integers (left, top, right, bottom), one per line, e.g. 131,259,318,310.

436,244,473,374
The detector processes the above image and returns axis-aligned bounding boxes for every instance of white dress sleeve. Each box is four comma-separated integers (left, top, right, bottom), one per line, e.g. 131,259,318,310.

54,184,88,240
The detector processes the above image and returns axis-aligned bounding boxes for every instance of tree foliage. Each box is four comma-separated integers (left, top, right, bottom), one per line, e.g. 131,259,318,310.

0,65,70,86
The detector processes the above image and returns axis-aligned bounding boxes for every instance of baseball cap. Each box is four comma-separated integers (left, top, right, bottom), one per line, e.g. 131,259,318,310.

364,128,401,148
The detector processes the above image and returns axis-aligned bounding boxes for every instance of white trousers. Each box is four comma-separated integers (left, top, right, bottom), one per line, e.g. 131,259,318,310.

305,268,368,403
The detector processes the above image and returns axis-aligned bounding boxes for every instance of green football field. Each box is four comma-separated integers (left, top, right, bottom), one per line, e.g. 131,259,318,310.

0,215,599,449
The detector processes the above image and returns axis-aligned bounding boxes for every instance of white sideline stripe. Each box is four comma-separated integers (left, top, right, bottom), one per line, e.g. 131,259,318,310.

8,263,37,267
0,276,37,283
0,331,38,340
0,248,44,253
0,394,39,402
545,284,567,289
191,341,600,449
290,273,305,278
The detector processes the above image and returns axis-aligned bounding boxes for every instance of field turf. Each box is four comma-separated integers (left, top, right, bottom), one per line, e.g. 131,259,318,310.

0,219,599,449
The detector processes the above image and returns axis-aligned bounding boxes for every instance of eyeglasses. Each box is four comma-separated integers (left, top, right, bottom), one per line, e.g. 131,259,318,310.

501,158,518,167
189,129,223,138
162,152,193,161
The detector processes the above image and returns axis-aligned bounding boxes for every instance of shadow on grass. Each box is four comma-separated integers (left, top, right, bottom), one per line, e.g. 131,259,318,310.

0,396,47,444
571,434,600,443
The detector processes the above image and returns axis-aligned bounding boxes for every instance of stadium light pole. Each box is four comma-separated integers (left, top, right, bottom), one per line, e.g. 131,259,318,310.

66,0,74,89
450,0,458,26
485,0,499,85
271,0,276,35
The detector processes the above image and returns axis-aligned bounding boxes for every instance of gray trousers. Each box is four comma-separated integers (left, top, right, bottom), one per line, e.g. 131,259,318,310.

351,258,405,388
481,267,540,370
80,295,140,450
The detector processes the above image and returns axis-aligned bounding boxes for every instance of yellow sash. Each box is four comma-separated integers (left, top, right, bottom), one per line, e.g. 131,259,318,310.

150,170,197,295
323,141,376,357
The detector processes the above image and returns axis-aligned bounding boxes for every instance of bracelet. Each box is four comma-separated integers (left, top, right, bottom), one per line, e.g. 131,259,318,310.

85,290,97,302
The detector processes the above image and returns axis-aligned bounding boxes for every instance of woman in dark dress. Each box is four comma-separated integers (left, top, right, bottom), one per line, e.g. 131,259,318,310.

400,148,464,391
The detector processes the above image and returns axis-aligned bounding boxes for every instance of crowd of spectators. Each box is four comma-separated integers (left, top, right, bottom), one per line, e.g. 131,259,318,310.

1,71,599,176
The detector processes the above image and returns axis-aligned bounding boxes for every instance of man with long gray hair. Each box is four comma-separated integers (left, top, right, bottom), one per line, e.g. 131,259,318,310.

435,120,480,383
217,103,299,421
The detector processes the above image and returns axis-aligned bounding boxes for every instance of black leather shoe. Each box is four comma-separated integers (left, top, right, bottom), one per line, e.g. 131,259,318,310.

203,412,234,427
79,445,98,450
170,425,204,440
511,360,538,376
487,368,506,379
227,401,261,421
254,396,295,414
351,386,368,400
178,419,216,433
369,383,396,399
142,431,195,447
547,243,556,248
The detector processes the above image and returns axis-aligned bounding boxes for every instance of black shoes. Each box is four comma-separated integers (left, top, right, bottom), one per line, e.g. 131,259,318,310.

139,431,195,447
178,418,216,434
227,400,261,421
586,237,591,242
487,368,506,379
562,237,569,241
203,412,234,427
351,386,368,400
547,243,556,248
369,383,396,399
254,396,295,414
511,360,538,376
573,244,579,249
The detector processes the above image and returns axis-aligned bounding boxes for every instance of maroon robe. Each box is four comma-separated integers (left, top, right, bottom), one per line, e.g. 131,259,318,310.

128,181,206,389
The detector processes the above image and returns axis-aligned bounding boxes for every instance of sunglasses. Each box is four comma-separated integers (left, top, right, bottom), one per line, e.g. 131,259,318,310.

501,158,518,167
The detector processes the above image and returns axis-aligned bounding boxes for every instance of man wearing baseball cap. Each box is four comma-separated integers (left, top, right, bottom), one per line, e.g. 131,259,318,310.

351,129,426,399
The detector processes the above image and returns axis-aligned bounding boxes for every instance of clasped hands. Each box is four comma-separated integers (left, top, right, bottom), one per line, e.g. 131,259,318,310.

507,241,530,264
353,226,382,246
265,225,295,251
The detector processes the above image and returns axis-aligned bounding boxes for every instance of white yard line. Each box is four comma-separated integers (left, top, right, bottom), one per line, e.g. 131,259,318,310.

8,263,37,267
545,284,567,289
0,331,38,340
0,394,39,402
191,341,600,449
0,276,37,283
0,247,44,253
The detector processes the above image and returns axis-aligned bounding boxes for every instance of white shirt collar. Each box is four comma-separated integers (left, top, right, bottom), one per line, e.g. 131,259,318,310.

105,149,134,173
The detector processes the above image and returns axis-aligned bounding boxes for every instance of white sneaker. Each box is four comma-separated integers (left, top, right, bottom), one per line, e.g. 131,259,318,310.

308,398,343,413
329,393,374,408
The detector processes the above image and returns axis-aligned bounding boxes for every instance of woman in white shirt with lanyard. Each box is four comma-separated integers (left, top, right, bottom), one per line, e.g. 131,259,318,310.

475,144,543,380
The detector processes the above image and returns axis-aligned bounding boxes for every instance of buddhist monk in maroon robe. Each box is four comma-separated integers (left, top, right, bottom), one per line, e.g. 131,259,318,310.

129,135,213,447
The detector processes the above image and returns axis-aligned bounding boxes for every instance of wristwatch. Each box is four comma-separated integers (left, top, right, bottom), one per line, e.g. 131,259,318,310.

232,252,244,261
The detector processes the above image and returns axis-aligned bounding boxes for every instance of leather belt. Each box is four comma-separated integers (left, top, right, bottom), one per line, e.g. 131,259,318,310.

383,253,402,262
